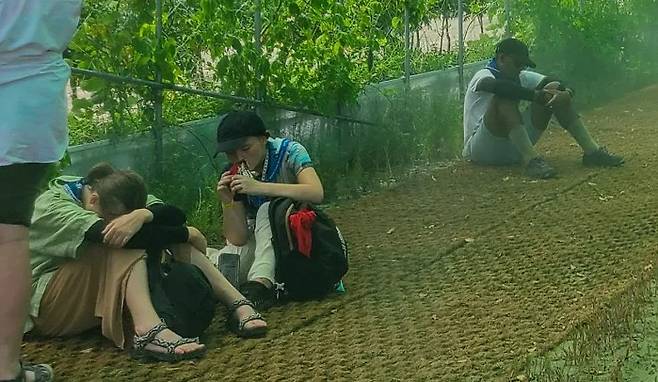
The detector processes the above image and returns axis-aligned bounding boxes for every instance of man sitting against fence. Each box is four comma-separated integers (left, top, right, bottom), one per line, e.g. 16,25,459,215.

462,37,624,179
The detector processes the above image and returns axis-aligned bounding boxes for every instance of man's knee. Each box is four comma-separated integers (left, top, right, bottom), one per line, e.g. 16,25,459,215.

494,97,521,118
486,97,522,135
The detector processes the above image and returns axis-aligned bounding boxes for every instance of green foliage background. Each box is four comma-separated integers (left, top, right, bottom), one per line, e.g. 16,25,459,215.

65,0,658,242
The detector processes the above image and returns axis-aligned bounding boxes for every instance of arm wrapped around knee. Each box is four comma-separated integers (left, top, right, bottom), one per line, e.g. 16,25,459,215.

479,77,538,102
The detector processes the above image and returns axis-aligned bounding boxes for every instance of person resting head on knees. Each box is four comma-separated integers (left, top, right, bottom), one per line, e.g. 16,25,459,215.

26,162,267,363
215,110,324,310
462,37,624,179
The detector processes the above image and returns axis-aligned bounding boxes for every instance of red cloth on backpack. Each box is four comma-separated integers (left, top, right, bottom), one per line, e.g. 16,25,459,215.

288,209,317,258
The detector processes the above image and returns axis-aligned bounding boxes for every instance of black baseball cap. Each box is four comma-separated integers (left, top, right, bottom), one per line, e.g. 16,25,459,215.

215,110,268,154
495,38,536,68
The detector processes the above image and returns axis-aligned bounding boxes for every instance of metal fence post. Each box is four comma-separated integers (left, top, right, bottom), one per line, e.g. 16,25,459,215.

504,0,512,37
254,0,264,103
404,4,411,89
153,0,164,176
458,0,465,100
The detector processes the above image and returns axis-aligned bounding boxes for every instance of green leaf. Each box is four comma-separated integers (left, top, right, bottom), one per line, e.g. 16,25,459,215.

391,16,401,29
288,2,301,16
82,77,106,93
71,98,94,110
332,41,342,56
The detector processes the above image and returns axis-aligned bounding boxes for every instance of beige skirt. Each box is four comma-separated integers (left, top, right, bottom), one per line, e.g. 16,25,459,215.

32,244,145,349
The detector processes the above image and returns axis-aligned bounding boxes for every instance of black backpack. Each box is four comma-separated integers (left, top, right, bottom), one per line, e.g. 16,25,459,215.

268,197,349,299
150,260,217,338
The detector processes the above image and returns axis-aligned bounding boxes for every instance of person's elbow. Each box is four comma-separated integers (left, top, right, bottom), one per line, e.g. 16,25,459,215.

297,167,324,204
310,192,324,205
476,77,496,93
309,186,324,204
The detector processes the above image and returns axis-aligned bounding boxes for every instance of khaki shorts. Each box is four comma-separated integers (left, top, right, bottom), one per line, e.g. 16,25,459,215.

33,245,146,349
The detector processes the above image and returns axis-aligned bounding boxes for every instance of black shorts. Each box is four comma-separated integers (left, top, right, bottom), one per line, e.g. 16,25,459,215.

0,163,51,227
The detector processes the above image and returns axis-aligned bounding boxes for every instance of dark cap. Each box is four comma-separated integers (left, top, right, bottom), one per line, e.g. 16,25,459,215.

215,111,268,154
495,38,536,68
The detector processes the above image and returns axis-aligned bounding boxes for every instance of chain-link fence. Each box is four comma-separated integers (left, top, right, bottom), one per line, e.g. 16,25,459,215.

65,0,658,238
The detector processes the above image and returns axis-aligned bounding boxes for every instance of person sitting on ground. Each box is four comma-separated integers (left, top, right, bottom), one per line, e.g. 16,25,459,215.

462,37,624,179
215,110,324,310
26,163,268,363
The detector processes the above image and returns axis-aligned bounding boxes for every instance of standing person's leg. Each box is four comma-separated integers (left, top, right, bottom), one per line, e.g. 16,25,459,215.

0,225,33,380
0,163,52,382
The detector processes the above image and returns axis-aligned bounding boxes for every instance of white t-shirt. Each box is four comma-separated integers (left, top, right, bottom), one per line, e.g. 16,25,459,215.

0,0,82,166
463,68,546,145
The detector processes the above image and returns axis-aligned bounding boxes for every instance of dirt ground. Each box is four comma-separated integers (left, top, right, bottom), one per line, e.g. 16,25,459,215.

23,85,658,381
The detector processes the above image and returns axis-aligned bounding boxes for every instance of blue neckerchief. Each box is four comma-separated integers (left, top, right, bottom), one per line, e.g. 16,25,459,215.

485,58,520,83
485,58,502,79
63,179,85,204
247,138,291,210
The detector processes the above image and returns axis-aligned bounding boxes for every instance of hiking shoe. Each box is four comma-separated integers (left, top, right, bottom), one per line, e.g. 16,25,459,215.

239,281,277,311
582,147,624,167
525,157,558,179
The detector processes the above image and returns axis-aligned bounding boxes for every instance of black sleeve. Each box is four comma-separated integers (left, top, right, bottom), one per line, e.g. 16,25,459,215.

84,221,189,249
477,77,540,102
147,203,187,226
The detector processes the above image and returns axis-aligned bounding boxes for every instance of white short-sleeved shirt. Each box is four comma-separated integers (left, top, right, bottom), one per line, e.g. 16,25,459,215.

0,0,82,166
463,68,546,145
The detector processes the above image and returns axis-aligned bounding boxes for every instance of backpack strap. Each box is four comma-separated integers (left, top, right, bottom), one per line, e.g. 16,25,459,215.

263,138,291,182
247,139,292,210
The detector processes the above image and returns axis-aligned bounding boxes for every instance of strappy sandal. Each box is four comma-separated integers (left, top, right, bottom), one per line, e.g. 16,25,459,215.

227,299,268,338
0,362,53,382
131,320,206,362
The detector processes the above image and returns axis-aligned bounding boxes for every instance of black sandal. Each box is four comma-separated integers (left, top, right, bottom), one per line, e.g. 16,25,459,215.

131,320,206,362
0,362,53,382
227,299,268,338
239,280,277,311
